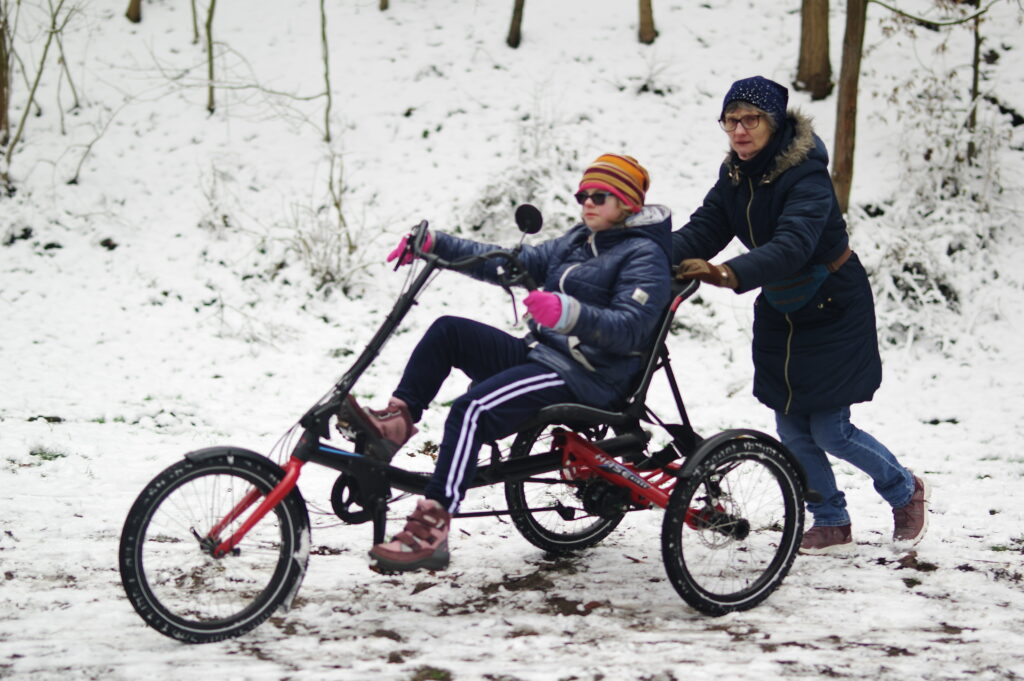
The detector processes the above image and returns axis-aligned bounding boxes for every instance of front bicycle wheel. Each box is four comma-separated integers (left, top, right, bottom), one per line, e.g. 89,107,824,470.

119,449,310,643
661,437,803,615
504,425,624,554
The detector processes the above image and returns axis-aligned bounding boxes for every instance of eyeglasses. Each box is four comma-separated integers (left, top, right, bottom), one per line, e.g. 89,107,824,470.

719,114,762,132
574,190,614,206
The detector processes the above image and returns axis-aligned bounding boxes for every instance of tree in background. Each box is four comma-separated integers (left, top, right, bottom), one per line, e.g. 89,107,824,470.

3,0,74,185
1,1,10,147
833,0,1006,212
638,0,657,44
795,0,833,99
319,0,333,142
125,0,141,23
832,0,866,214
205,0,216,114
507,0,525,48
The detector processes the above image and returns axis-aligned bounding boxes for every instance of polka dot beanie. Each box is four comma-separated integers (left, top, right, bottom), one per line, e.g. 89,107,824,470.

721,76,789,128
578,153,650,213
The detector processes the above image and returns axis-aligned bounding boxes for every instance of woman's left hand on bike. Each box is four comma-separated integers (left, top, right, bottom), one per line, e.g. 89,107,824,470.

387,230,433,267
523,290,563,327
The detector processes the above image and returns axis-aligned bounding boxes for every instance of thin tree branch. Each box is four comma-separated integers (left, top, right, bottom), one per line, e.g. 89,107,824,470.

868,0,998,27
5,0,68,165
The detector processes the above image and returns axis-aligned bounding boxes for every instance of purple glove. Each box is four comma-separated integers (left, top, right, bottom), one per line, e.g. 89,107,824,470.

387,231,432,266
524,290,562,328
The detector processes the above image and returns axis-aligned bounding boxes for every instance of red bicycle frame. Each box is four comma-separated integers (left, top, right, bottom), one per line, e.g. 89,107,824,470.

556,429,677,509
209,458,306,558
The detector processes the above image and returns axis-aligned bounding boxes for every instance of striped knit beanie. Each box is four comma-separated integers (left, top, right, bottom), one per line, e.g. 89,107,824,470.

578,153,650,213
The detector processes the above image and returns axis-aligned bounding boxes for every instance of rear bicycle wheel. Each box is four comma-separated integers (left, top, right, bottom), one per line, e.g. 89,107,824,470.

504,425,623,554
661,437,803,615
119,449,310,643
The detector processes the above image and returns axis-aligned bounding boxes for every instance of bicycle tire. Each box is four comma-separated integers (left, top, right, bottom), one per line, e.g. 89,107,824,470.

661,437,803,615
504,425,624,554
119,449,310,643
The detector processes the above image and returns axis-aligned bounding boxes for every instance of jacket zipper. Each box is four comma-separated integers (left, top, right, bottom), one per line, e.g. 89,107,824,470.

560,236,593,292
746,176,757,247
559,263,580,293
748,174,794,412
783,313,795,414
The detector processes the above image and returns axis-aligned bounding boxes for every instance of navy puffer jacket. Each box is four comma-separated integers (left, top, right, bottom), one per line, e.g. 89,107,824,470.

672,111,882,414
433,205,672,408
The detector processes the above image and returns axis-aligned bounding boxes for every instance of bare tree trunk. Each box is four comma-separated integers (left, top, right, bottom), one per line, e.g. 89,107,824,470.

190,0,199,44
967,9,982,163
506,0,525,49
832,0,867,214
638,0,657,44
205,0,216,114
1,5,10,147
320,0,332,143
795,0,833,100
379,0,389,10
125,0,141,23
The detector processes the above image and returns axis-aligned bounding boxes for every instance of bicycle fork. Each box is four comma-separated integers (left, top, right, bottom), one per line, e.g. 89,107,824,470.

204,457,306,559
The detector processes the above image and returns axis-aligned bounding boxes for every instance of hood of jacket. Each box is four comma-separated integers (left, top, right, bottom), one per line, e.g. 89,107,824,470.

566,204,672,262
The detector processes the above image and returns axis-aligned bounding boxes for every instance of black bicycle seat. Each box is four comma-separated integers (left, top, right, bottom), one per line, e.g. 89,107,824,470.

516,402,641,433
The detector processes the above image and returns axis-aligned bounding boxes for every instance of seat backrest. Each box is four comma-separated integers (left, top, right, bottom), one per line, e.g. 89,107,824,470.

619,278,698,412
517,279,698,433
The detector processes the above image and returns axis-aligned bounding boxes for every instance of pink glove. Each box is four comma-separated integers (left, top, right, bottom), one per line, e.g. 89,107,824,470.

524,290,563,328
387,231,432,266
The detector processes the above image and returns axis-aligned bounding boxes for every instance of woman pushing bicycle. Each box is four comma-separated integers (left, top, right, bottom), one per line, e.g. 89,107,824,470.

339,154,672,572
671,76,927,554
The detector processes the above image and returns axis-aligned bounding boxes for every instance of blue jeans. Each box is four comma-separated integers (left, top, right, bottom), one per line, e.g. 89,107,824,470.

775,407,914,527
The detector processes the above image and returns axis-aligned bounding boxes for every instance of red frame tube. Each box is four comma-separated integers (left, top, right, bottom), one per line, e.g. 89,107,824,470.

557,430,677,509
212,457,305,558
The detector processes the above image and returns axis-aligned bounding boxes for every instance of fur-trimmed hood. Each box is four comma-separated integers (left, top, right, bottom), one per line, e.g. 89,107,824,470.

725,109,818,186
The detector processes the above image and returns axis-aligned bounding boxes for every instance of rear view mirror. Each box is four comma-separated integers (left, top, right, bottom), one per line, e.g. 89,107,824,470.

514,204,543,235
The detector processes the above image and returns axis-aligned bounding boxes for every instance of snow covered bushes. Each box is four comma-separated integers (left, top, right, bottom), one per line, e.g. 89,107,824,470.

458,102,583,240
856,64,1018,350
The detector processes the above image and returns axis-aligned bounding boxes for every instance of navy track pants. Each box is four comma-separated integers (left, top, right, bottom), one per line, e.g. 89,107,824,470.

392,316,575,512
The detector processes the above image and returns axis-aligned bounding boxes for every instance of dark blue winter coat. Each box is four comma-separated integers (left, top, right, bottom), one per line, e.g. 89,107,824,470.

433,206,673,408
671,111,882,414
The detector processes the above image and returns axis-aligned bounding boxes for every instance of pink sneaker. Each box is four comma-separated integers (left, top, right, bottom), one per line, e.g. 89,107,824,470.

799,524,853,555
337,395,418,462
893,475,929,546
369,498,451,572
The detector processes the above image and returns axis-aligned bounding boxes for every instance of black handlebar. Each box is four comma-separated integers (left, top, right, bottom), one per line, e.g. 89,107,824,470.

407,220,537,291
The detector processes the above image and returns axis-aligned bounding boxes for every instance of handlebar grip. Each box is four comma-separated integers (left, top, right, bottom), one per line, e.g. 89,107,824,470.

410,220,429,257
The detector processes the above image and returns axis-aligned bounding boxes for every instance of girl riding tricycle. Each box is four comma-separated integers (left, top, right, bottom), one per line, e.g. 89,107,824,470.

119,154,808,643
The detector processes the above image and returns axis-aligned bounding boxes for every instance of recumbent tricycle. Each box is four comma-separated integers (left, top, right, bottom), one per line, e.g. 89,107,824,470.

119,208,810,643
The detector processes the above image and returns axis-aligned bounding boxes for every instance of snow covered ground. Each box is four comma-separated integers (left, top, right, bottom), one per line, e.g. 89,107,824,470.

2,1,1024,679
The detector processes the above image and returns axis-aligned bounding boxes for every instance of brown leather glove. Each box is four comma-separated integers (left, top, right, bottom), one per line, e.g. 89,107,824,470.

675,259,738,289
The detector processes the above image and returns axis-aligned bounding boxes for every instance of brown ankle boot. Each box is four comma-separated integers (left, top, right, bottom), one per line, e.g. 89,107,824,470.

337,395,418,462
369,498,451,572
893,475,929,546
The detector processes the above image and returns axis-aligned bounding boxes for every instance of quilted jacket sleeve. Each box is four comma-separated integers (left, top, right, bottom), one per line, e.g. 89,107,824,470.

671,179,736,265
430,230,570,289
550,239,671,356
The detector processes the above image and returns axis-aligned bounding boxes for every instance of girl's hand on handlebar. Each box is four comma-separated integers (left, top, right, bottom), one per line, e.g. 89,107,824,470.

387,230,433,267
523,290,563,328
